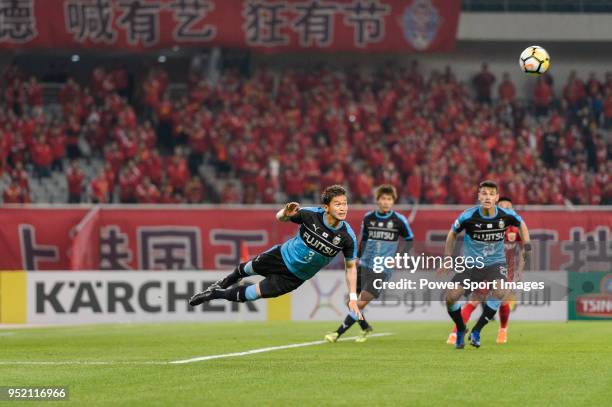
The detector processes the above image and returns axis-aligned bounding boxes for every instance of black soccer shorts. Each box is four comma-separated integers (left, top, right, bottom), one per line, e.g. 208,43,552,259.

250,245,305,298
451,262,509,294
357,266,389,299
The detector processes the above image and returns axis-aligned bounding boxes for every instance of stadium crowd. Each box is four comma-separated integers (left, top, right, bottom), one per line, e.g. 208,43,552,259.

1,61,611,205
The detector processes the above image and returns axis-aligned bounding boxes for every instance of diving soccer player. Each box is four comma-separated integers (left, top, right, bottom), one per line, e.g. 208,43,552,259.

325,185,413,343
442,181,531,349
189,185,362,320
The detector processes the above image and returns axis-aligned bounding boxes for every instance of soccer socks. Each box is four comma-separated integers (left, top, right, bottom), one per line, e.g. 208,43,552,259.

206,263,259,303
462,302,477,324
499,302,511,329
447,302,466,333
219,262,253,288
211,284,260,302
472,300,500,333
452,302,478,333
336,311,359,335
358,317,371,331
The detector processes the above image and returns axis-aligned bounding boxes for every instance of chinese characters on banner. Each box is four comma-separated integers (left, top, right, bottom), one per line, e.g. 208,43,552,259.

0,207,610,271
0,0,460,52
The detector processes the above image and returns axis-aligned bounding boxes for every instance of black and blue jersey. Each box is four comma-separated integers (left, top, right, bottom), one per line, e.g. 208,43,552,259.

280,207,358,280
452,206,523,266
358,210,414,272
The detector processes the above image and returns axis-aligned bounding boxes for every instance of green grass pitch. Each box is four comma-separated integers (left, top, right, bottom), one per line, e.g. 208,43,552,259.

1,321,611,406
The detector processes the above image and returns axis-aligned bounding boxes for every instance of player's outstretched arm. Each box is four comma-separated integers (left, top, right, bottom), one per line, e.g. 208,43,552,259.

275,202,300,222
444,230,457,257
345,259,363,320
518,221,532,272
438,230,457,275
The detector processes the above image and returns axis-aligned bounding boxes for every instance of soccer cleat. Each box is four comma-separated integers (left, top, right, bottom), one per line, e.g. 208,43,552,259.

355,327,373,343
497,328,508,344
447,332,457,345
189,280,223,306
324,332,339,343
188,290,215,306
469,330,481,348
207,279,224,291
455,330,466,349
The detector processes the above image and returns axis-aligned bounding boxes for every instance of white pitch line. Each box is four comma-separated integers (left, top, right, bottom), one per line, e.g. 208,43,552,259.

0,361,168,365
0,333,394,366
169,332,394,364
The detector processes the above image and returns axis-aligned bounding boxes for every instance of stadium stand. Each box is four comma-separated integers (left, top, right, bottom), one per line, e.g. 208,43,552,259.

1,61,611,205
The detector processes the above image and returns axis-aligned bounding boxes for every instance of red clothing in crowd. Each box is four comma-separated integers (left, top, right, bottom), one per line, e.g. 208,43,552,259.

49,132,66,160
185,179,204,203
11,167,29,192
27,81,42,106
283,170,305,198
90,176,109,203
167,157,190,191
66,166,85,195
534,81,553,107
498,79,516,102
31,140,53,168
3,184,28,203
135,182,160,203
118,167,142,202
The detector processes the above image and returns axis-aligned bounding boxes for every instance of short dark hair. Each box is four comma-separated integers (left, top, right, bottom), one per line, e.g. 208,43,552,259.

321,185,347,205
375,184,397,201
498,196,512,204
478,180,498,192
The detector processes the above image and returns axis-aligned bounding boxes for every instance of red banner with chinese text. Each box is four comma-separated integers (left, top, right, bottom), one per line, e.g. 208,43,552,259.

0,206,610,271
0,0,460,52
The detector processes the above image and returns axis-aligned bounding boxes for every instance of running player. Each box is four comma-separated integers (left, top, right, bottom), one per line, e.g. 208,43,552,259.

325,185,413,343
442,180,531,349
189,185,362,320
446,196,526,345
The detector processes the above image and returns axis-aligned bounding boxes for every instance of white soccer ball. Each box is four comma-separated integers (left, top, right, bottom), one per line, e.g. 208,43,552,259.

519,45,550,76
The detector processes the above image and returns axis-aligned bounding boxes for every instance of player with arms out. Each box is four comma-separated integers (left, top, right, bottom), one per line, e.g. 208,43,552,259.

325,185,413,343
442,181,531,349
189,185,362,321
446,196,527,345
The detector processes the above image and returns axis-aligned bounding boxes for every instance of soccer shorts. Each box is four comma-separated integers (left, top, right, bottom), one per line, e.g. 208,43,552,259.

357,266,389,299
451,262,509,294
251,245,305,298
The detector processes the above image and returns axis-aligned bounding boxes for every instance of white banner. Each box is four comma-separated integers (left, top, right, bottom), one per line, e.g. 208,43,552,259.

292,271,567,321
21,270,567,324
27,272,266,324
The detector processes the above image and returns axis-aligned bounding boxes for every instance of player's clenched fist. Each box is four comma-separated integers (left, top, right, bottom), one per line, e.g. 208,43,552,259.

276,202,300,222
284,202,300,217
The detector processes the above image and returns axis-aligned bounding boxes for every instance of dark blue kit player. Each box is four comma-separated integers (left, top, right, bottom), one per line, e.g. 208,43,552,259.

189,185,364,320
442,180,532,349
325,184,413,343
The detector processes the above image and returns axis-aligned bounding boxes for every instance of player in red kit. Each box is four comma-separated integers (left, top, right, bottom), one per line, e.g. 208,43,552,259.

496,197,525,343
446,196,525,345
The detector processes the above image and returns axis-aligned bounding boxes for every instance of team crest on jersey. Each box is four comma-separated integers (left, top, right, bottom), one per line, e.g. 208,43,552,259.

378,222,384,227
401,0,440,50
387,220,394,229
487,224,492,229
322,232,329,238
332,235,341,246
498,219,505,229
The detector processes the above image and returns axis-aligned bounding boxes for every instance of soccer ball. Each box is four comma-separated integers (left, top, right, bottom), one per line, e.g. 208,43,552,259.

519,45,550,76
